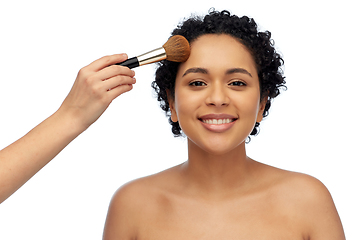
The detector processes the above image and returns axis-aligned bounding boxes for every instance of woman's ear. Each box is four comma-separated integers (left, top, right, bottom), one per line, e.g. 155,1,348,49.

256,96,268,123
166,90,178,123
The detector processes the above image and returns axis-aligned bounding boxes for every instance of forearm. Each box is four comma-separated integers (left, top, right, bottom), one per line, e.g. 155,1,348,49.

0,53,135,203
0,109,84,203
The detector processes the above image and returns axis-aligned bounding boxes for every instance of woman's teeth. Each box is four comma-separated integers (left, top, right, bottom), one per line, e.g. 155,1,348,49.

202,119,234,124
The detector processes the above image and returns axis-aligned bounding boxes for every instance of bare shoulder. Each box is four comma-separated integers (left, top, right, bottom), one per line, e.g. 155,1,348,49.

255,162,345,240
283,173,345,239
254,161,334,201
106,165,178,211
103,166,179,240
268,166,332,200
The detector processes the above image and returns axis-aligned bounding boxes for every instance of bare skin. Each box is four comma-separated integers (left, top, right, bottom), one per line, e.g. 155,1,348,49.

0,54,135,203
104,160,344,240
103,35,345,240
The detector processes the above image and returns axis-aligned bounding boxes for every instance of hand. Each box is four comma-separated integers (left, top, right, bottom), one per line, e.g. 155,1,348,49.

58,53,136,131
0,54,136,203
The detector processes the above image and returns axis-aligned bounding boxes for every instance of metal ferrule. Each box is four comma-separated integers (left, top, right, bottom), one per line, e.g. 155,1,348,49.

137,47,167,66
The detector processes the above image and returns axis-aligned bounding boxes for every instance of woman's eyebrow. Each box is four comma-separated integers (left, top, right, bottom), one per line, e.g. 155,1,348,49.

182,67,252,78
182,67,208,77
226,68,252,78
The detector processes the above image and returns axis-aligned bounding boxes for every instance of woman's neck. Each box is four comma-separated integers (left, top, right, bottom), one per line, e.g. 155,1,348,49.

179,138,254,199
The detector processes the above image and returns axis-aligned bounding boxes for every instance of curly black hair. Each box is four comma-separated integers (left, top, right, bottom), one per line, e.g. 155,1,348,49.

152,9,286,138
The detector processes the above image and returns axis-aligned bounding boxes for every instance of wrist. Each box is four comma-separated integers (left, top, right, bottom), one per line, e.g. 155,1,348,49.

52,106,90,139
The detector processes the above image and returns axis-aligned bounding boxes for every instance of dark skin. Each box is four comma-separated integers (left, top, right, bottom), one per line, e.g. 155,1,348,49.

103,35,345,240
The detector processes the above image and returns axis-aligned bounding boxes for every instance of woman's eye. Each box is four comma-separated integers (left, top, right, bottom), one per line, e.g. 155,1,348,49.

189,81,206,86
229,81,246,86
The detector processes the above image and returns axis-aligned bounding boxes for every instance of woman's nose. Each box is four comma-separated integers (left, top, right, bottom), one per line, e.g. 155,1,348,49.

205,83,230,107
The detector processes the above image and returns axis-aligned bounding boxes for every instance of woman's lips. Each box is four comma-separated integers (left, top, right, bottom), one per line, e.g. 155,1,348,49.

201,118,235,124
198,114,238,133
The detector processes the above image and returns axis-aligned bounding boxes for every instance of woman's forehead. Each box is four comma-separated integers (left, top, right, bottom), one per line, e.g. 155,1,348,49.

177,34,257,78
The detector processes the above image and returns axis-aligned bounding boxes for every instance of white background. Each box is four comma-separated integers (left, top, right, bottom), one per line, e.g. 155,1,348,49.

0,0,358,239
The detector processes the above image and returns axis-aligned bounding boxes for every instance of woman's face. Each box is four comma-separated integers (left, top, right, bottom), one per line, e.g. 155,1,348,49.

169,34,266,155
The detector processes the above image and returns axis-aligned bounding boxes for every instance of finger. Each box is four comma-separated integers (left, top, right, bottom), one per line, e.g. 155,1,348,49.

107,84,134,100
85,54,129,72
95,64,135,82
103,75,136,91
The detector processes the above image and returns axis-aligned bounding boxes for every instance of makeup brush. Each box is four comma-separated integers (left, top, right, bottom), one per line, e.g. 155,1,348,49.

116,35,190,69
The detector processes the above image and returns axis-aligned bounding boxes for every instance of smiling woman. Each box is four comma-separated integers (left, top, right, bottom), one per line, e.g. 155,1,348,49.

168,34,265,154
102,10,345,240
153,10,286,138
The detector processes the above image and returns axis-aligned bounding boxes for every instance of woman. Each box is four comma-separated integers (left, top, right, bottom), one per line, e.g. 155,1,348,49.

103,10,345,239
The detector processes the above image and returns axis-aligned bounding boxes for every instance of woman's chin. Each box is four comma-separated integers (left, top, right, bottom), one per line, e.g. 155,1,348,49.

187,137,247,156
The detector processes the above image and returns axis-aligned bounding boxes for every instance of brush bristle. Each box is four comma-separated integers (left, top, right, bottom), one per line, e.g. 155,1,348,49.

163,35,190,62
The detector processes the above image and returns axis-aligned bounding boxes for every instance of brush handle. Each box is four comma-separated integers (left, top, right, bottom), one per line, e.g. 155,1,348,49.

115,57,139,69
115,47,166,69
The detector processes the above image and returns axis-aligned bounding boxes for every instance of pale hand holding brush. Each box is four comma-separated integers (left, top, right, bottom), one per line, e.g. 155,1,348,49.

0,36,189,203
116,35,191,68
